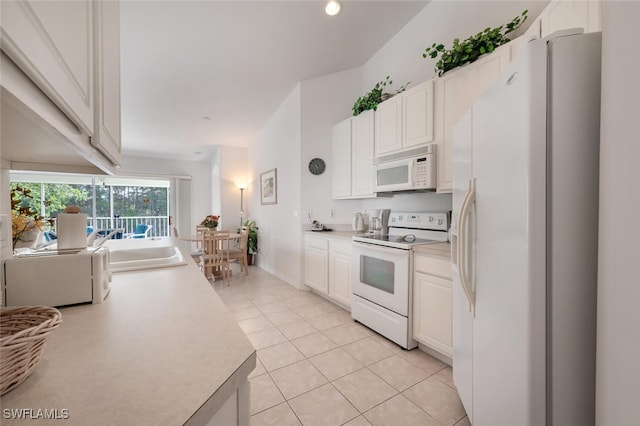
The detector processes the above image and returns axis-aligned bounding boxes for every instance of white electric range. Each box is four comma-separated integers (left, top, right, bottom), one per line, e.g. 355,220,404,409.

351,212,449,349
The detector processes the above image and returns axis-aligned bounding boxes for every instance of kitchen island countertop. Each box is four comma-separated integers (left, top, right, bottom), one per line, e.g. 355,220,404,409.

0,238,255,425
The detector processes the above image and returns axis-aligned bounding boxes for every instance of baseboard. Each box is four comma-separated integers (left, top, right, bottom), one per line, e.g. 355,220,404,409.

418,342,452,366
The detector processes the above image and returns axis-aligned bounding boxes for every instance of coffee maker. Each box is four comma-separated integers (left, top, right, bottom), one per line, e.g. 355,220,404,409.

368,209,390,236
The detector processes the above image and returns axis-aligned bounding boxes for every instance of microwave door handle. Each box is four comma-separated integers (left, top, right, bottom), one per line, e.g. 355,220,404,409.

408,160,416,188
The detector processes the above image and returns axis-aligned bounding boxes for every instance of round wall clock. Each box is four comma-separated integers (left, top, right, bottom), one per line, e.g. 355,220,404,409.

308,158,326,175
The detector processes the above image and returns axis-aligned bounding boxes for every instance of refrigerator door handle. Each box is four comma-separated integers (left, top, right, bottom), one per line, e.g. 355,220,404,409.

457,178,476,314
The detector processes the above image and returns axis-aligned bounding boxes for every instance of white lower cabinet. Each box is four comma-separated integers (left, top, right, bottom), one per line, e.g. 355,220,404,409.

328,240,352,307
413,251,453,358
304,234,352,307
304,235,329,293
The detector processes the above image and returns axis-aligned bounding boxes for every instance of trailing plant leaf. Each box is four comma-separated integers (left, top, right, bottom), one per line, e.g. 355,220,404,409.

423,10,528,76
352,76,410,116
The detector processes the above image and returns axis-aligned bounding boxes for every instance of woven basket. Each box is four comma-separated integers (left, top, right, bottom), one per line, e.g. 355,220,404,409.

0,306,62,395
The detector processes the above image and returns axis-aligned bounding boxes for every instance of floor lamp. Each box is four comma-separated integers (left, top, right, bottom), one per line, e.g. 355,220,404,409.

237,183,247,227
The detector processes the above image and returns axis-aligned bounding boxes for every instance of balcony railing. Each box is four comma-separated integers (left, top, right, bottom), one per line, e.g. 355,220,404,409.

49,216,170,238
91,216,169,237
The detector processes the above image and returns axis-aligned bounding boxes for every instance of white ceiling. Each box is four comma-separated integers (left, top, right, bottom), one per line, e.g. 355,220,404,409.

120,0,430,161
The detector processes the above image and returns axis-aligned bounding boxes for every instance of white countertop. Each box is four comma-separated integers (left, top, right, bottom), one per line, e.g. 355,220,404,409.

1,238,256,425
304,230,366,241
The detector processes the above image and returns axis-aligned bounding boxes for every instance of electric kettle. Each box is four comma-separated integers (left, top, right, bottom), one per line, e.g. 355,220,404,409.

352,213,364,233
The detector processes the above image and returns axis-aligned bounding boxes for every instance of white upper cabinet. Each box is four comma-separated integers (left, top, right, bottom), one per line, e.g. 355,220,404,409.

331,111,377,199
374,94,402,155
332,118,352,199
92,0,122,166
539,0,602,37
403,79,435,149
375,80,434,157
1,0,95,134
510,18,542,60
1,0,122,170
351,110,376,197
434,43,511,193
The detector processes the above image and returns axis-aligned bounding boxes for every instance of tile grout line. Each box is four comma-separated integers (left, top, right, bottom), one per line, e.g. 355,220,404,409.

220,266,461,425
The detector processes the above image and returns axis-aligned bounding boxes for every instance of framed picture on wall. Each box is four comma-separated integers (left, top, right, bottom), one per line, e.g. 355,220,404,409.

260,168,277,205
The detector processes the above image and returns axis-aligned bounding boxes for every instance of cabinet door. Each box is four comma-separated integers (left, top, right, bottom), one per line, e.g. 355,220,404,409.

510,19,542,61
374,95,402,156
329,242,352,307
435,44,510,193
539,0,591,37
403,79,434,148
305,246,328,293
92,0,122,166
332,118,352,199
1,0,94,134
351,110,375,197
413,271,453,357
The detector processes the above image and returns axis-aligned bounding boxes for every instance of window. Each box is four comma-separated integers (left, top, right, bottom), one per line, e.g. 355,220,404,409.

10,173,171,237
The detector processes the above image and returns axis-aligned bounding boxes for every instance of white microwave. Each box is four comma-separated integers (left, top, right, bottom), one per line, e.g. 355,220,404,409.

373,145,436,192
3,247,111,307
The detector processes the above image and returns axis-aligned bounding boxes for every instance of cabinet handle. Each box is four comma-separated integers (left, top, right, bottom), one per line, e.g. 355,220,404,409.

457,178,476,314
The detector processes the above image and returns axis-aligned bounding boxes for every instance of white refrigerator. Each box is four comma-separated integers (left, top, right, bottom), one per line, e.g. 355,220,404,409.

451,30,601,426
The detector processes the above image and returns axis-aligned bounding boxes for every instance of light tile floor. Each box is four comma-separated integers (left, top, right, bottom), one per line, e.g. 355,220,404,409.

210,264,469,426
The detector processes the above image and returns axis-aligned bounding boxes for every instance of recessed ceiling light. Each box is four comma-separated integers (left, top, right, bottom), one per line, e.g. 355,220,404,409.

202,116,211,121
325,1,341,16
194,151,203,155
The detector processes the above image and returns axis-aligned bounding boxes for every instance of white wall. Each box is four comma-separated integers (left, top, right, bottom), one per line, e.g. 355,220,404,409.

219,145,249,230
248,85,303,288
118,155,211,233
300,67,364,227
596,2,640,424
210,146,222,221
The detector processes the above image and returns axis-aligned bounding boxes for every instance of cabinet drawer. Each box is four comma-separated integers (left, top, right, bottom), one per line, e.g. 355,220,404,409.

414,254,452,280
305,235,328,250
330,240,352,256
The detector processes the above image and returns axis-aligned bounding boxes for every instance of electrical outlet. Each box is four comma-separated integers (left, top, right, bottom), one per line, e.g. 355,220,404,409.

307,210,313,222
330,209,335,218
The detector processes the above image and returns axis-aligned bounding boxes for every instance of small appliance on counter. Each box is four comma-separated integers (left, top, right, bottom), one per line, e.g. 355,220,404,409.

3,247,111,307
310,220,332,232
367,209,390,236
352,213,364,233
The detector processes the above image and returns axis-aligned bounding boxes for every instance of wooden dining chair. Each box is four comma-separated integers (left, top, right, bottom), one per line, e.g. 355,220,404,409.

228,226,249,275
201,230,231,285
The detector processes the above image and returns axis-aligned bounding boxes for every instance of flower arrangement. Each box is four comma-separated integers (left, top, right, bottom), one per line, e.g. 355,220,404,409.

200,215,220,229
11,185,53,248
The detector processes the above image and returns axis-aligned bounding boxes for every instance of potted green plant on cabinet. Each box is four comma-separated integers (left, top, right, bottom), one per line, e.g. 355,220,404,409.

423,10,528,76
352,76,410,116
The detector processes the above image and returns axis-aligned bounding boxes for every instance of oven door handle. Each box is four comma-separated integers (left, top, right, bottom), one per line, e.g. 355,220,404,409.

457,178,476,315
352,241,410,257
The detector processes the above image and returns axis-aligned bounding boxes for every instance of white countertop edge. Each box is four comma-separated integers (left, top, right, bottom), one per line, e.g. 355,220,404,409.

185,353,256,426
304,230,367,241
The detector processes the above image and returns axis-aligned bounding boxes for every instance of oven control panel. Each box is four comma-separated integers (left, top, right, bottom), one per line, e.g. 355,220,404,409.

388,212,449,231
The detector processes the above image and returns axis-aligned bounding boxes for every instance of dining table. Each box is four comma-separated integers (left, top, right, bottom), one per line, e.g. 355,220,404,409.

180,232,241,242
179,231,242,279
